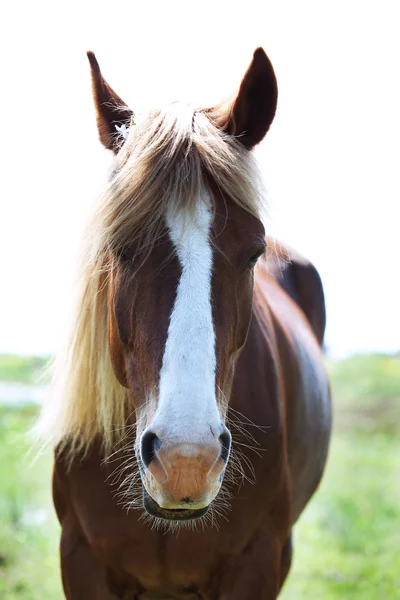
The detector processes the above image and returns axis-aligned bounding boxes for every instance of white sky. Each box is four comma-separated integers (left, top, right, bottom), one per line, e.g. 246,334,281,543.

1,0,399,357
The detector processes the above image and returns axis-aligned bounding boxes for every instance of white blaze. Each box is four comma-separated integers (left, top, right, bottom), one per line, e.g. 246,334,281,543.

152,194,220,444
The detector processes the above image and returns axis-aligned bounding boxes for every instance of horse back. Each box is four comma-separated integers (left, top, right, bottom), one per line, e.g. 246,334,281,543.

264,238,326,347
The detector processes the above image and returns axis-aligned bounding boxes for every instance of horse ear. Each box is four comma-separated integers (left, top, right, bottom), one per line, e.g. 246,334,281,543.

87,51,133,152
227,47,278,149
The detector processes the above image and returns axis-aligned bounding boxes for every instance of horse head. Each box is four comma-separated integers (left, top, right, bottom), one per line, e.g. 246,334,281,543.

85,48,278,521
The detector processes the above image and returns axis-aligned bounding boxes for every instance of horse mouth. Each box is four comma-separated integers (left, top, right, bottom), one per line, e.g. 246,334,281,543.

143,491,209,521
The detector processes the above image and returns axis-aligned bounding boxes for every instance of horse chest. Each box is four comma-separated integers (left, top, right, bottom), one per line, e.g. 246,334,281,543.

90,527,222,597
61,457,261,595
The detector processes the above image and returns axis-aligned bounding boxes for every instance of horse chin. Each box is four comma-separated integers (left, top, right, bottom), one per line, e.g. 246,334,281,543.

142,490,210,521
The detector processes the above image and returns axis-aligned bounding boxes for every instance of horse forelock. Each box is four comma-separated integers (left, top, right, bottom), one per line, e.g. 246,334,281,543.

94,102,264,263
36,101,266,459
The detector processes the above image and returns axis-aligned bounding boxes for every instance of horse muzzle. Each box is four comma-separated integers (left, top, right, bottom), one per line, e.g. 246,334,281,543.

139,427,231,520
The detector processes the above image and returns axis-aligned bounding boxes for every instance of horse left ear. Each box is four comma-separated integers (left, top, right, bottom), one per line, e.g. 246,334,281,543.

87,51,133,152
227,47,278,149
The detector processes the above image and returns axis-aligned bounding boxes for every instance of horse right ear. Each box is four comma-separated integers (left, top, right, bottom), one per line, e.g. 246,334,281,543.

223,47,278,149
87,51,133,153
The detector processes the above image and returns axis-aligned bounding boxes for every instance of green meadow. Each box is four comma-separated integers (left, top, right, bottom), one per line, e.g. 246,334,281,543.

0,354,399,598
0,355,49,385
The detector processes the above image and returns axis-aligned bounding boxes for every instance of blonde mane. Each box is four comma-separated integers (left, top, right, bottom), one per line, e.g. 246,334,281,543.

36,102,265,459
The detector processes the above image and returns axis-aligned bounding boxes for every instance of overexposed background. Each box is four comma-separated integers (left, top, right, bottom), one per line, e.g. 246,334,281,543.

1,0,399,357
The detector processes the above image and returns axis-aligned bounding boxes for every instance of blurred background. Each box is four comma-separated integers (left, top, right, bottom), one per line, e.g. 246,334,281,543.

0,0,399,598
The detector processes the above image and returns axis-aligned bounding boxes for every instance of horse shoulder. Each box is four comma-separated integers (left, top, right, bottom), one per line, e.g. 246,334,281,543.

252,266,332,523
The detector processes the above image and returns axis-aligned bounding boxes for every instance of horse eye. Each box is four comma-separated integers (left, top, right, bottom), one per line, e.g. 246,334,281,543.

248,246,266,266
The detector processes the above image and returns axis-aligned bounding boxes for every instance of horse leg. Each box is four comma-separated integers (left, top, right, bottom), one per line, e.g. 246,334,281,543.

279,532,293,590
217,533,282,600
60,519,119,600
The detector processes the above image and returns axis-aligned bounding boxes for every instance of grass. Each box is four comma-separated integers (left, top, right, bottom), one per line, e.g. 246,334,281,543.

0,404,62,599
0,355,50,385
281,431,400,599
281,353,400,599
0,353,399,598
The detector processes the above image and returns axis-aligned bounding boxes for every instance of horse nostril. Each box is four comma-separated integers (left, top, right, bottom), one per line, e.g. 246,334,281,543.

141,430,161,468
219,428,232,464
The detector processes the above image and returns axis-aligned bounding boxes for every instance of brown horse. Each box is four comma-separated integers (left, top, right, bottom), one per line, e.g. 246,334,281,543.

39,47,331,599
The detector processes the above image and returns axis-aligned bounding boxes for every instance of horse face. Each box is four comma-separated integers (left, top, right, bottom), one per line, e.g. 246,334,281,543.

108,192,265,520
91,46,277,520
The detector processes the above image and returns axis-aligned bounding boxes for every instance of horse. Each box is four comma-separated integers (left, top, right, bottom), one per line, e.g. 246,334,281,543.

39,47,332,599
